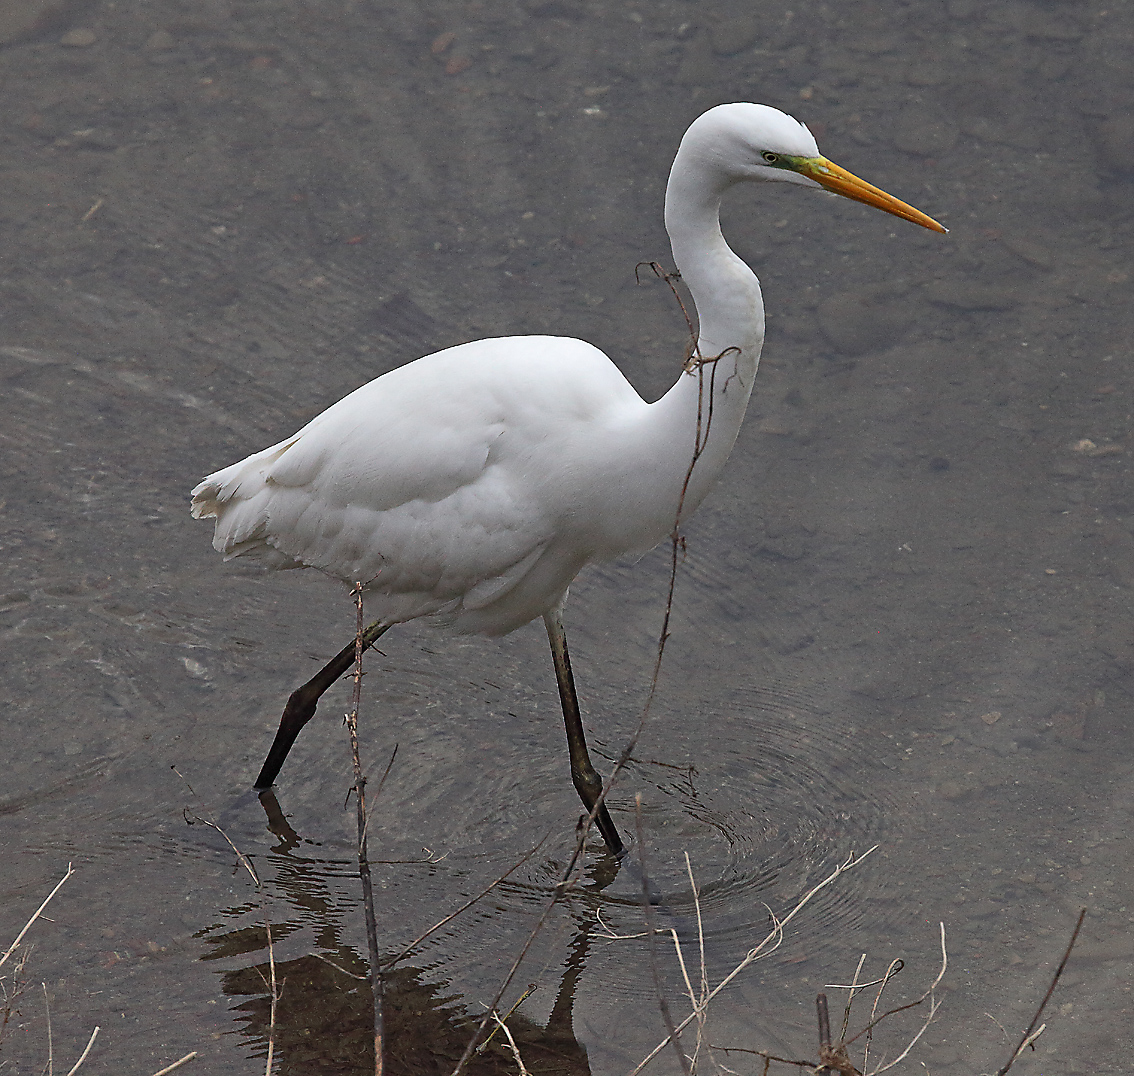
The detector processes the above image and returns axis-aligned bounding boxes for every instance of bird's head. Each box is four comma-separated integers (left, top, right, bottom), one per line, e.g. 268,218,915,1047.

680,102,946,233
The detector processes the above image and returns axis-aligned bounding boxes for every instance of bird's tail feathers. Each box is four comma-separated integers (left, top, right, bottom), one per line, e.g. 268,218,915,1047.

190,439,303,567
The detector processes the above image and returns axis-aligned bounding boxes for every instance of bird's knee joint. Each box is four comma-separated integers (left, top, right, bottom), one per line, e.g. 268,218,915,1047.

572,768,604,803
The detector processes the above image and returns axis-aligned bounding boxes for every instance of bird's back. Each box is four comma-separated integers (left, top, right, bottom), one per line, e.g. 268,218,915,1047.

192,335,647,633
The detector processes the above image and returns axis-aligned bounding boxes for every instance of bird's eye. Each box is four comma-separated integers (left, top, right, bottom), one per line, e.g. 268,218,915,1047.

761,151,779,164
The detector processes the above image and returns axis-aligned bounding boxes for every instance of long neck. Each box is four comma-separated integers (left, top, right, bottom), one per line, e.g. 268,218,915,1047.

664,153,765,362
648,146,765,522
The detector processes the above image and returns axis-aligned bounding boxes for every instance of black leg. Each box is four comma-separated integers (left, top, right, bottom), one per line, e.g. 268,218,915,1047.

254,621,392,790
543,607,624,856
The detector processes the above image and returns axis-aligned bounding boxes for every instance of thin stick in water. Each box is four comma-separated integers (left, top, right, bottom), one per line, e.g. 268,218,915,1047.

43,981,54,1076
173,767,261,888
995,907,1087,1076
630,847,877,1076
488,1010,531,1076
476,985,538,1055
817,993,831,1051
347,583,385,1076
844,924,947,1048
859,924,947,1076
63,1026,99,1076
1,865,74,972
149,1052,199,1076
265,922,279,1076
861,957,903,1072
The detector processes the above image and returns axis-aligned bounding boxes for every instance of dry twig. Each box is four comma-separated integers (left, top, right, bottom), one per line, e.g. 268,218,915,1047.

631,847,877,1076
263,923,281,1076
0,946,31,1050
476,985,538,1055
173,768,261,887
347,583,386,1076
711,925,945,1076
43,981,55,1076
1,865,74,972
488,1010,532,1076
843,923,947,1075
860,957,903,1072
2,868,72,1055
450,865,582,1075
63,1026,98,1076
682,853,711,1069
993,907,1086,1076
834,953,868,1043
148,1052,199,1076
2,870,198,1076
311,954,368,982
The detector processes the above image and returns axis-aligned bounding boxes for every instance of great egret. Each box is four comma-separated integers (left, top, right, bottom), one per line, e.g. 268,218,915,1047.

192,103,944,855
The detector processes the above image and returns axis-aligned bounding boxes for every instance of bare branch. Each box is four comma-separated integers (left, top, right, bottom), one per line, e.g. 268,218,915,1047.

174,768,261,888
489,1011,531,1076
995,907,1086,1076
630,848,877,1076
476,986,538,1056
450,870,582,1075
63,1026,99,1076
42,981,54,1076
1,865,74,972
311,954,368,981
862,958,903,1071
865,995,941,1075
709,1045,815,1069
835,954,867,1042
148,1053,199,1076
265,923,279,1076
682,854,710,1070
846,923,947,1048
346,583,385,1076
825,966,901,993
860,924,947,1076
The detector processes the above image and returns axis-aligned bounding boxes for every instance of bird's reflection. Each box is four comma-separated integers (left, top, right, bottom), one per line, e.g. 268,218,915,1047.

200,790,615,1076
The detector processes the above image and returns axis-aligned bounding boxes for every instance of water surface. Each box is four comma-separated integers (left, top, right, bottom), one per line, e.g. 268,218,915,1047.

2,0,1132,1073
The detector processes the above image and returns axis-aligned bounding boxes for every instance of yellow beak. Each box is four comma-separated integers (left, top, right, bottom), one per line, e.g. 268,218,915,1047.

796,157,946,233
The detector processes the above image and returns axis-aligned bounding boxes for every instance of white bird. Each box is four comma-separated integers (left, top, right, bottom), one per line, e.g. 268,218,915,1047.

192,103,944,855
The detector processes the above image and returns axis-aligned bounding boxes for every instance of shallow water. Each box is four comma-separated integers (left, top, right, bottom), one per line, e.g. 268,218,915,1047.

1,0,1132,1073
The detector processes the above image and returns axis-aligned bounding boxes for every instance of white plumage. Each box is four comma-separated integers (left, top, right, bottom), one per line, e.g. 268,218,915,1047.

193,336,670,634
192,103,943,848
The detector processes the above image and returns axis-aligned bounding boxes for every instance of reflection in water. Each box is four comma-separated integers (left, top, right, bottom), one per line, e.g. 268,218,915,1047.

196,678,895,1072
220,955,596,1076
201,792,616,1075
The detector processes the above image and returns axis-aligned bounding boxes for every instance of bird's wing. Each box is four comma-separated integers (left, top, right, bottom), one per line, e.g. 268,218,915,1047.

192,337,642,614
